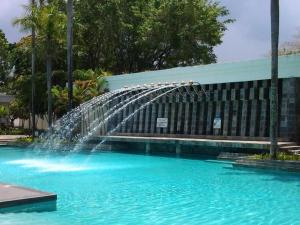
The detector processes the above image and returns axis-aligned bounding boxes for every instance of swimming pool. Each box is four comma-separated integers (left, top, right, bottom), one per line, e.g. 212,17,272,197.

0,147,299,225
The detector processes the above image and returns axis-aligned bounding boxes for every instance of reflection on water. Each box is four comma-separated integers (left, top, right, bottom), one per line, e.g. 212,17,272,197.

6,159,92,173
0,201,57,214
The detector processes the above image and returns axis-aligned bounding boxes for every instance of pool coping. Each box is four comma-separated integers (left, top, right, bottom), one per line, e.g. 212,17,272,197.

95,135,296,151
0,183,57,209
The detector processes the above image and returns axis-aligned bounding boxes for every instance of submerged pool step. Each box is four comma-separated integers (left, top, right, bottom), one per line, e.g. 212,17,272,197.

234,159,300,172
0,183,57,211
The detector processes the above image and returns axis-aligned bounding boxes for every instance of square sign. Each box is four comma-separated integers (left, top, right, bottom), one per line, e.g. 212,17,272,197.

213,117,221,129
156,118,168,128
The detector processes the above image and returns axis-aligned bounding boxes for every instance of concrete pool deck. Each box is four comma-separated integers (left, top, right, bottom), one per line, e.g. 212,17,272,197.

0,135,28,145
0,183,57,209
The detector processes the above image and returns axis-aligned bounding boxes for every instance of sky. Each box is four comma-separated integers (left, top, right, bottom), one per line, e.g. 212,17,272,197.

1,0,300,63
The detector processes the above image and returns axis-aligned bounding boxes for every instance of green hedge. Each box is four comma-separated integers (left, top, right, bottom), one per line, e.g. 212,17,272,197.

0,127,31,135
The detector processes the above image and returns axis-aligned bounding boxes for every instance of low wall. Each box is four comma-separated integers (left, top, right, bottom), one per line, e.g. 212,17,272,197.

100,78,300,142
89,136,269,156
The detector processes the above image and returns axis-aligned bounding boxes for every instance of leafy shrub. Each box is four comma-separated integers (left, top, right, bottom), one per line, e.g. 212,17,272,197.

15,137,33,143
0,105,8,118
250,152,300,161
0,127,31,135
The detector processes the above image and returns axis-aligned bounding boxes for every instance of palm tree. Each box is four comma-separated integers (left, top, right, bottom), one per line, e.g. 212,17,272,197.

67,0,73,112
270,0,279,159
14,1,66,130
31,0,36,139
39,3,66,128
13,0,38,139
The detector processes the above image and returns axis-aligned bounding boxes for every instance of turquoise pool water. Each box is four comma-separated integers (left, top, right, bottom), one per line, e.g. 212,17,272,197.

0,147,299,225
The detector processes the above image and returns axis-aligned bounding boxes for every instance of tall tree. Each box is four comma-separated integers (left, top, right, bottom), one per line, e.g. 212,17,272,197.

13,0,42,137
31,0,37,139
0,30,10,82
270,0,279,159
67,0,73,111
14,0,66,129
74,0,233,74
39,2,66,128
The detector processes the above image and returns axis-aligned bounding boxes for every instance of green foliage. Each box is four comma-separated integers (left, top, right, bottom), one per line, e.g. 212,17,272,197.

36,2,66,65
73,69,111,81
0,30,10,81
8,99,30,120
52,70,67,86
250,152,300,161
10,136,34,145
52,70,108,117
0,105,8,118
73,69,95,81
13,1,67,70
15,136,33,143
74,0,233,73
4,0,232,120
7,73,47,118
0,128,31,135
9,37,33,76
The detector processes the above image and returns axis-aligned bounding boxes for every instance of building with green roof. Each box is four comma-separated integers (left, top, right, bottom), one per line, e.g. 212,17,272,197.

107,54,300,90
106,54,300,144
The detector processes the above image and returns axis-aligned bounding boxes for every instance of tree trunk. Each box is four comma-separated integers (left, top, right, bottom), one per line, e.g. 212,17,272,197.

46,37,52,129
67,0,73,112
31,0,36,140
270,0,279,159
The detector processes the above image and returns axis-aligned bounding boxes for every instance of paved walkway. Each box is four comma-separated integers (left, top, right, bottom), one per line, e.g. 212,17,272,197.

0,135,28,145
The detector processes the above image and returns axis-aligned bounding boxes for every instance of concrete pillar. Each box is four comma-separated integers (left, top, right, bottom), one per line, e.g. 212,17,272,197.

258,81,269,137
249,100,258,137
206,101,214,135
191,96,198,135
121,107,127,133
170,102,176,134
146,142,151,155
177,102,184,134
138,107,145,133
126,104,134,133
214,101,222,136
163,101,170,134
132,103,139,133
223,101,231,136
198,102,206,135
150,103,157,134
231,101,240,136
240,100,249,137
157,101,163,134
184,102,190,134
259,100,268,137
175,143,181,157
144,104,151,133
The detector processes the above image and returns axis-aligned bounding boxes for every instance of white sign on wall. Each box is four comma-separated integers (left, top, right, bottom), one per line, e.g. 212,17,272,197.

213,117,221,129
156,118,168,128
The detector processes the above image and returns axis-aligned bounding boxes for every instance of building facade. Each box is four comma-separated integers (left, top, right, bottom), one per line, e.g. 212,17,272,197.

103,55,300,142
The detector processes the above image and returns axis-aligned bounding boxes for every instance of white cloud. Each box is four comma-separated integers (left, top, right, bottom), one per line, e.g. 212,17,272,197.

0,0,27,42
216,0,300,62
